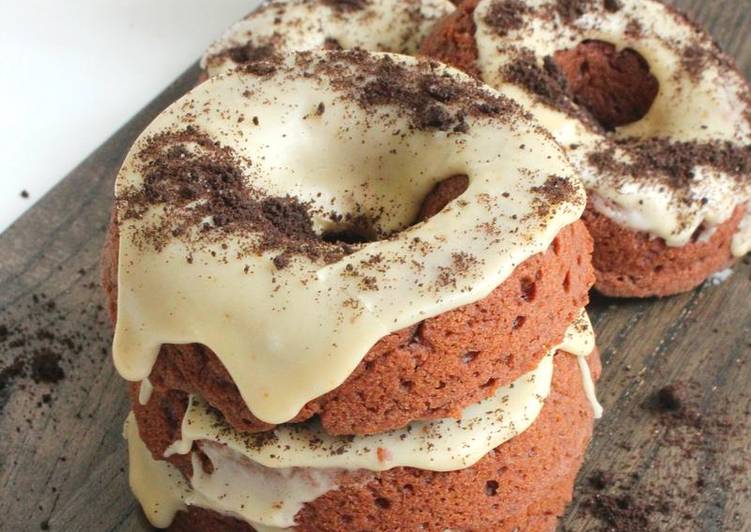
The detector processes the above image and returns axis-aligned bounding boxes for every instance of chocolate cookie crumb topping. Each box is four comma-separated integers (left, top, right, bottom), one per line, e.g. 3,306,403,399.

319,51,520,132
483,0,530,37
242,61,279,77
679,43,733,82
227,43,278,65
583,493,652,531
589,138,751,189
531,175,581,218
30,350,65,384
323,38,343,50
117,127,355,264
603,0,622,12
555,0,596,21
588,470,613,491
655,383,685,412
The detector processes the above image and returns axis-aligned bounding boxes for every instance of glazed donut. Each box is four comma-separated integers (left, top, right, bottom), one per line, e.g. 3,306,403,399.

200,0,455,78
104,50,601,531
422,0,751,297
127,347,601,532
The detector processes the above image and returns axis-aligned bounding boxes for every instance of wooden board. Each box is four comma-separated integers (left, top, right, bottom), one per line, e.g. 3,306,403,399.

0,1,749,530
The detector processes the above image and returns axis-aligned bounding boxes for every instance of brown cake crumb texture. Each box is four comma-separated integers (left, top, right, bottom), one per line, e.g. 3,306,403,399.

419,0,483,78
130,350,602,532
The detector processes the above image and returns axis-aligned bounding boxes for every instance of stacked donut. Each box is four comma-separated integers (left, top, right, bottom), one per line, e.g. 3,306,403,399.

103,45,603,531
422,0,751,297
100,0,751,529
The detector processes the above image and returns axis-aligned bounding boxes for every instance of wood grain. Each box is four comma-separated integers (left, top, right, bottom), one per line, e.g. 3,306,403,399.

0,1,749,530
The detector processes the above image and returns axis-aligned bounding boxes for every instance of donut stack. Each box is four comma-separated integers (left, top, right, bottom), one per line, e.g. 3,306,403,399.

103,47,603,530
422,0,751,297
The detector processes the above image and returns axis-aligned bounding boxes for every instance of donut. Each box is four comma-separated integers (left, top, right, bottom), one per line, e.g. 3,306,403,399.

421,0,751,297
103,50,601,530
199,0,456,79
102,218,593,435
127,347,601,532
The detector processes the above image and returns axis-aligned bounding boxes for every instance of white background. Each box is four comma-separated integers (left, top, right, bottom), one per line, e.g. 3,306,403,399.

0,0,253,233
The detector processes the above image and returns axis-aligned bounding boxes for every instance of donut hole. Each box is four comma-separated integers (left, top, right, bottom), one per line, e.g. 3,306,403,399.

321,222,379,245
318,174,469,246
553,40,659,130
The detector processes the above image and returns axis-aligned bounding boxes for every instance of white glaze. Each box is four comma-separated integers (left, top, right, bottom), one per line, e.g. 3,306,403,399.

138,377,153,406
577,356,603,419
126,414,190,528
473,0,751,250
113,52,586,425
126,414,296,531
202,0,455,77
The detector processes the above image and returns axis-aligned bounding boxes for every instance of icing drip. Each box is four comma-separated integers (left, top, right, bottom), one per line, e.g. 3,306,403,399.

560,309,602,418
138,377,153,406
559,309,595,356
125,414,189,528
577,356,604,419
113,52,586,425
202,0,455,77
126,414,297,531
163,313,598,472
472,0,751,249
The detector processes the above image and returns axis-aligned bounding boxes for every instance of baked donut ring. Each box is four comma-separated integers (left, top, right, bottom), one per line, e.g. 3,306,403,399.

422,0,751,297
110,50,590,429
200,0,455,79
105,50,602,531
